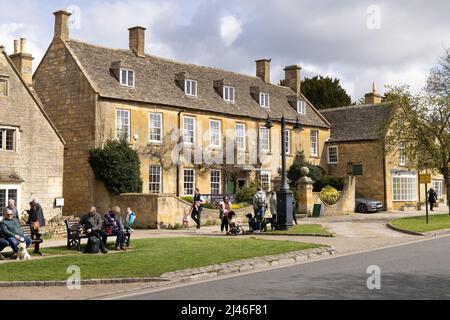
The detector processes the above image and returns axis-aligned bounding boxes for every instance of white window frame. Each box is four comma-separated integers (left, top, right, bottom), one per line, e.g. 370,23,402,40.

183,116,196,145
210,170,222,195
0,78,8,96
115,109,131,141
149,166,163,194
310,130,319,157
433,180,443,199
297,101,306,115
149,112,163,143
185,79,197,97
327,146,339,164
392,174,417,202
261,171,271,191
285,130,291,155
209,119,222,148
260,127,270,153
259,92,270,108
399,143,406,166
223,86,235,102
183,169,196,196
235,123,246,151
0,184,21,216
0,127,17,152
120,68,135,87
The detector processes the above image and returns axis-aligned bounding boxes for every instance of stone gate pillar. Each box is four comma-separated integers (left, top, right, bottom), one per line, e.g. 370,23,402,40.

296,167,314,216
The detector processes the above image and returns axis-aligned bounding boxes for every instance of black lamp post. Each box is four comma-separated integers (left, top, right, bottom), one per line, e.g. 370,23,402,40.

265,115,294,230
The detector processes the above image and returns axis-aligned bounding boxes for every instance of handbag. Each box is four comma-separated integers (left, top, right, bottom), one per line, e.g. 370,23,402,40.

32,220,40,230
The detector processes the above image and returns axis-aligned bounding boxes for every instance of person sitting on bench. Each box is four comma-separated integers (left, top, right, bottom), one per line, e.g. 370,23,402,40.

0,209,32,259
80,207,108,254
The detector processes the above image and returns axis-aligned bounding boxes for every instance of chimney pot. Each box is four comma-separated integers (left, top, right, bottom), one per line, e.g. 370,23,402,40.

13,40,20,54
20,38,27,54
129,26,146,57
53,10,72,41
255,59,271,84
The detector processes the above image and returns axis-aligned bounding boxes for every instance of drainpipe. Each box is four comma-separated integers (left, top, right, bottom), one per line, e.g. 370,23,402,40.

382,144,388,211
176,111,181,197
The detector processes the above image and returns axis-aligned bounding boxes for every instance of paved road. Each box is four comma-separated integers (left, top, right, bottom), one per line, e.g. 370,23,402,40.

120,235,450,300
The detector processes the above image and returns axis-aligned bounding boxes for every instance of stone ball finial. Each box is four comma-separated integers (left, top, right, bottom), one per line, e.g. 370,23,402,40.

300,167,309,177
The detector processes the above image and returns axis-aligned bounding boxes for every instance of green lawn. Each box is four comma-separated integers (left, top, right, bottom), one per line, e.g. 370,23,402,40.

266,224,333,237
0,238,321,281
390,214,450,233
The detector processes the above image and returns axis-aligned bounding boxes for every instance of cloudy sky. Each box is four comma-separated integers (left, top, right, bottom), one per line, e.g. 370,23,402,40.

1,0,449,101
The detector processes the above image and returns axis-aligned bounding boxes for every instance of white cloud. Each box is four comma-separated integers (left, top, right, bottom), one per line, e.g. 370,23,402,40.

220,15,242,47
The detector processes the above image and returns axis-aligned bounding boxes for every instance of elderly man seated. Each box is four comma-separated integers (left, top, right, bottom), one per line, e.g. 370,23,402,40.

0,237,8,260
0,209,32,259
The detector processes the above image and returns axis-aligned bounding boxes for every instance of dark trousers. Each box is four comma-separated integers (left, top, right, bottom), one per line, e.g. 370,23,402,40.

191,206,202,229
430,202,435,211
112,229,125,248
6,236,32,253
221,216,229,232
0,238,9,252
91,230,108,250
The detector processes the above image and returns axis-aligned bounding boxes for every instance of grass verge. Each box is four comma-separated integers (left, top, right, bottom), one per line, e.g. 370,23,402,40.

390,214,450,233
0,237,322,281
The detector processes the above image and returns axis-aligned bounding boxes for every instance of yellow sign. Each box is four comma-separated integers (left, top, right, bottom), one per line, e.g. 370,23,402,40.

420,174,432,184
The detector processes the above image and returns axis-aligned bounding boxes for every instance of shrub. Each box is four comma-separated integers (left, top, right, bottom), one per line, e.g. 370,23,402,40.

89,137,143,195
181,196,194,203
236,185,257,203
313,176,344,192
203,202,217,209
231,202,250,209
288,151,324,183
319,185,340,205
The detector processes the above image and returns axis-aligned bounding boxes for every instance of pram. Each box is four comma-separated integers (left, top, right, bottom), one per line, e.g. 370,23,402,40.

227,211,245,236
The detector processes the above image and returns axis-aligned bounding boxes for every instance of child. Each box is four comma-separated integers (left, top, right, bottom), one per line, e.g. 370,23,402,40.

182,208,190,228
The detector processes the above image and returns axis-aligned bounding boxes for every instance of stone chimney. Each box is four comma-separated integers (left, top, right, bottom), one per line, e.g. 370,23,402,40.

256,59,271,84
129,26,146,57
283,65,302,95
9,38,34,86
54,10,71,41
364,83,382,104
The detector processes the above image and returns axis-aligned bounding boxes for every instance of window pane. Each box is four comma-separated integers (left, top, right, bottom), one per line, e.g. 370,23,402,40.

184,169,195,195
0,190,5,215
121,70,127,85
149,166,162,194
128,71,134,87
0,130,3,150
260,128,270,152
116,110,130,140
285,130,290,154
0,79,7,96
310,130,318,155
236,124,245,150
149,113,162,142
261,172,271,190
211,170,221,194
6,130,14,150
184,117,195,144
392,175,417,201
210,120,221,147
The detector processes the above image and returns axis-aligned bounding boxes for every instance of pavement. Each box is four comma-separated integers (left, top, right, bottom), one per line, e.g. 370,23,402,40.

0,207,448,300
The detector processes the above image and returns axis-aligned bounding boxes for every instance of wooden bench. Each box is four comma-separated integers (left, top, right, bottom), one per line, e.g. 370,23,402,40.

0,224,43,255
65,220,131,251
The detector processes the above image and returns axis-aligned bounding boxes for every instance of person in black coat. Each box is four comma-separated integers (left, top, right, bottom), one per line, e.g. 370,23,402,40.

428,188,438,211
27,199,46,229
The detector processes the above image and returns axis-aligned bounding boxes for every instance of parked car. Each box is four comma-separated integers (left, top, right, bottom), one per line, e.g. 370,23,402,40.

355,194,383,213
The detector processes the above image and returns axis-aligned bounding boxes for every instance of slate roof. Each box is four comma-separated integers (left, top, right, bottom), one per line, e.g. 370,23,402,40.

64,39,330,128
320,102,396,142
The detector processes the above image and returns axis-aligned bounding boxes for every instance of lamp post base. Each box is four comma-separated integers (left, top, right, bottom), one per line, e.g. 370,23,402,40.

276,189,294,231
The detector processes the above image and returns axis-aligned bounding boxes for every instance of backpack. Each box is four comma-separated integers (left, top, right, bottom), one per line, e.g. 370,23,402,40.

128,212,136,227
84,234,101,254
255,193,266,209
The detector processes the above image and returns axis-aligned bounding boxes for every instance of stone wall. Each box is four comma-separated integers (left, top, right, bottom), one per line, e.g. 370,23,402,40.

314,176,355,216
0,49,64,220
33,38,98,215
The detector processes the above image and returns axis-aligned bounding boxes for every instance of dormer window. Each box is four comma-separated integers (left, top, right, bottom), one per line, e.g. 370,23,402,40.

185,79,197,97
120,69,135,87
260,92,269,108
223,86,235,102
297,101,306,115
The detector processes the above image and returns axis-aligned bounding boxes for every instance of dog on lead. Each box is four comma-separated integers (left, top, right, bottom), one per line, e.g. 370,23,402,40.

17,240,31,260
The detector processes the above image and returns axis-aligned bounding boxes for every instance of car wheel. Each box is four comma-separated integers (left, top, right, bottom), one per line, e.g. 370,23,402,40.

357,204,368,213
